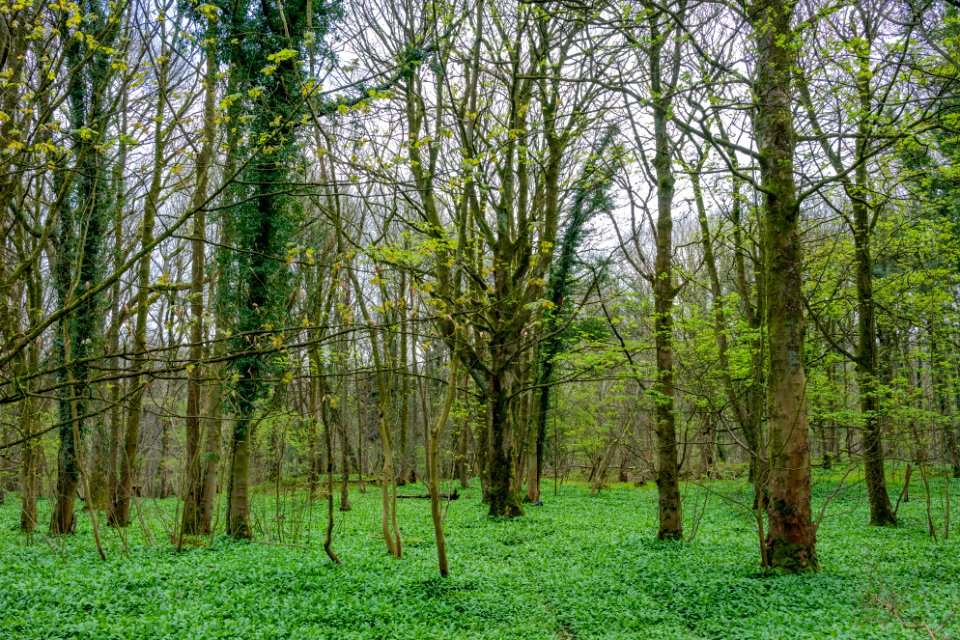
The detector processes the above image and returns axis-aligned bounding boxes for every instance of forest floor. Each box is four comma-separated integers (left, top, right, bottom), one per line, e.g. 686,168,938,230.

1,468,959,639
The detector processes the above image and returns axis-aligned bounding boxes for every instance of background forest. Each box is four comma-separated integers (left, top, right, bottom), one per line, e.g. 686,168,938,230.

1,0,960,636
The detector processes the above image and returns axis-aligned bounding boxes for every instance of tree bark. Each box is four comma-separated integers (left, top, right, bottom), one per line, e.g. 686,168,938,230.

751,0,818,572
112,31,171,525
225,417,252,539
429,354,459,577
486,350,524,518
650,12,681,540
181,34,217,537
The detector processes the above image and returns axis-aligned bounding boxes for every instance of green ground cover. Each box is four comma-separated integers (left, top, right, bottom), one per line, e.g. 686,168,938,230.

1,471,958,639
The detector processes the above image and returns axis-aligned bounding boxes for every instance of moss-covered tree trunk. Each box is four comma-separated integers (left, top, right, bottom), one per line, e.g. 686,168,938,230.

750,0,818,572
486,347,524,518
650,10,682,540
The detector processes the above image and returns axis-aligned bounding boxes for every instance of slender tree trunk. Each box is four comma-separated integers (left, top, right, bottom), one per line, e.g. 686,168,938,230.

347,265,402,556
724,132,768,508
798,14,895,525
692,167,746,481
318,367,342,565
339,412,353,511
458,383,472,489
201,363,222,529
952,363,960,478
19,395,38,536
850,32,895,526
398,267,411,486
307,381,320,495
429,354,459,577
525,387,541,502
854,196,895,526
113,39,170,526
11,236,42,535
338,298,353,512
181,36,216,537
105,140,125,521
650,20,681,539
931,327,959,477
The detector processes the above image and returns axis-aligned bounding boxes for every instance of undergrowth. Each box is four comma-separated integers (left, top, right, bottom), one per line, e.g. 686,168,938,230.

1,470,958,639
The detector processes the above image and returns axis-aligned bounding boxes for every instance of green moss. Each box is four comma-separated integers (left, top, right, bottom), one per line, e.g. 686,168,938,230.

767,535,819,573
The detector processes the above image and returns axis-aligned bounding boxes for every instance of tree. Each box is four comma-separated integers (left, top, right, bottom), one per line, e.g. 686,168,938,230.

215,0,341,539
750,0,819,572
181,14,220,538
50,0,126,535
113,7,178,528
527,129,618,504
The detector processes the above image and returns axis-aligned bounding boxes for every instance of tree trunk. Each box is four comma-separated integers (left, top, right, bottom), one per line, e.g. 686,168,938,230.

486,352,524,518
318,369,342,565
429,355,459,577
650,20,681,539
226,416,252,539
112,37,170,526
751,0,818,572
50,17,116,535
19,403,38,536
855,224,895,525
398,267,411,486
723,130,768,508
201,367,222,530
458,392,472,490
931,327,960,478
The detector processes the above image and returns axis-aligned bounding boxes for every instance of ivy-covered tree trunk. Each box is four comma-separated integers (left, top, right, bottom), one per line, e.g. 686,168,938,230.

526,130,616,504
750,0,818,572
51,5,117,533
217,0,339,539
